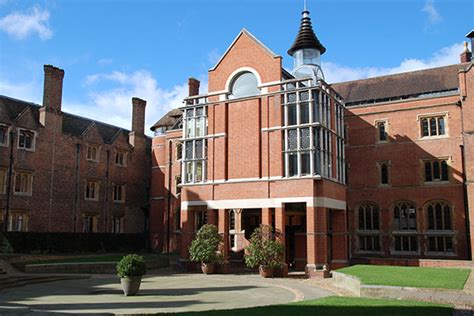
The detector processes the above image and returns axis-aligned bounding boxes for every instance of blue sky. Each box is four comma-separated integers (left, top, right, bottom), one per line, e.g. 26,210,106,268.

0,0,472,135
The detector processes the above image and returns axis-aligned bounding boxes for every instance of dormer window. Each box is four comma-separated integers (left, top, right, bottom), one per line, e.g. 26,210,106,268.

86,145,99,162
230,72,260,99
18,129,35,151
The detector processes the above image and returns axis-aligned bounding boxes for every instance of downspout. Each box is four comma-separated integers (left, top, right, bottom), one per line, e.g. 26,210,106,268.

73,143,81,233
167,140,173,253
459,95,471,260
3,130,16,232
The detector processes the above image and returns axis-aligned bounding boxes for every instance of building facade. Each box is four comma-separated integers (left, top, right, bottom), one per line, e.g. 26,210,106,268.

150,11,474,275
0,65,151,234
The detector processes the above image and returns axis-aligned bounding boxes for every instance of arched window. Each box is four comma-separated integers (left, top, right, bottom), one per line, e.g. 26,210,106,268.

426,201,454,253
230,72,260,98
357,203,381,252
393,201,418,253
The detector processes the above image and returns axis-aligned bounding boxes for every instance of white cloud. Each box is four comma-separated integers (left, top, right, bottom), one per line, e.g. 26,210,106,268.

323,42,463,83
0,79,41,104
422,0,442,24
65,70,191,136
97,58,113,66
0,6,52,40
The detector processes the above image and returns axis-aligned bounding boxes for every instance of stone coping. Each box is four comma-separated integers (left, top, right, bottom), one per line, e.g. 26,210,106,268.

332,271,474,307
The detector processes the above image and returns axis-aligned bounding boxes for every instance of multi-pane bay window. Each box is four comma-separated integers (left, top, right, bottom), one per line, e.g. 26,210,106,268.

427,201,453,253
283,88,342,179
183,106,207,184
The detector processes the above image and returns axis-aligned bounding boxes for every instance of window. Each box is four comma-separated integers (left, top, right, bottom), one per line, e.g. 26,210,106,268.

113,184,125,202
112,217,123,233
375,121,388,142
379,162,390,186
85,180,99,200
175,175,182,196
87,145,99,161
196,210,207,230
424,159,449,183
0,125,8,146
230,71,260,98
8,211,28,232
18,129,35,150
0,168,6,194
115,151,126,166
176,142,183,160
14,171,32,195
83,215,97,233
393,201,418,253
183,107,207,184
357,203,380,252
426,201,454,253
421,116,446,137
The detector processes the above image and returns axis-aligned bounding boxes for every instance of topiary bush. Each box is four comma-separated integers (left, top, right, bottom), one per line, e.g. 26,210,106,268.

189,224,222,264
244,225,284,269
116,254,147,278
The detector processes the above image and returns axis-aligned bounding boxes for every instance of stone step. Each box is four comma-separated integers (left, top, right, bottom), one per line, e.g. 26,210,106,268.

0,275,88,291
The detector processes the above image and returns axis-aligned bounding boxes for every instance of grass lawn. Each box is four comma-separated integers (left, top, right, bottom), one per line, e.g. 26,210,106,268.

155,297,453,316
337,264,471,290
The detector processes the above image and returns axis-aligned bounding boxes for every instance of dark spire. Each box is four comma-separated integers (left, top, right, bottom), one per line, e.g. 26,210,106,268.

287,10,326,56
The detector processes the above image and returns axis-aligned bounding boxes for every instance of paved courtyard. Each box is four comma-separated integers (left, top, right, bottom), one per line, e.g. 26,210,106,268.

0,272,334,315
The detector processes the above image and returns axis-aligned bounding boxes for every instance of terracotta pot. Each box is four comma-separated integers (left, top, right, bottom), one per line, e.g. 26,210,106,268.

201,262,216,274
120,276,142,296
259,265,274,278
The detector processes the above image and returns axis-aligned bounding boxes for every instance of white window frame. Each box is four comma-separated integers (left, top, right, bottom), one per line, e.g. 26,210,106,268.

112,216,124,233
17,128,36,151
83,215,97,233
0,124,10,147
182,106,207,184
86,144,100,162
7,211,29,232
114,150,127,167
85,180,100,201
417,112,448,139
112,183,125,203
374,119,389,143
422,157,450,184
13,170,33,196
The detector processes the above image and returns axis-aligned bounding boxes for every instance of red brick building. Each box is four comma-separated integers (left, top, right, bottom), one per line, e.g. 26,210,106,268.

150,10,474,275
0,65,151,234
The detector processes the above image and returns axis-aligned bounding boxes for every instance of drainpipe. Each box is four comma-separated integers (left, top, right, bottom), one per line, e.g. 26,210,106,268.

460,144,471,259
3,130,16,232
73,143,81,232
166,140,173,253
105,150,110,232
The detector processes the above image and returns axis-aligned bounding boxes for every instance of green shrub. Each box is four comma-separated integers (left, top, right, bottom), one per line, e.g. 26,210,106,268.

116,254,147,278
244,225,284,269
189,224,222,264
0,233,13,253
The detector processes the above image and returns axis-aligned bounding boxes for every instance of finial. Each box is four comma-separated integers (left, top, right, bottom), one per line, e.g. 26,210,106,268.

304,0,307,11
463,41,471,53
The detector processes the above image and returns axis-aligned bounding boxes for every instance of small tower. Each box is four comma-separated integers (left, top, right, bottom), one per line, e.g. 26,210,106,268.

288,5,326,82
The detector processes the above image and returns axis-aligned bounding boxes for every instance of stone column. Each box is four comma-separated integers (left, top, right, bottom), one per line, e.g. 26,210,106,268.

275,206,288,277
218,209,230,273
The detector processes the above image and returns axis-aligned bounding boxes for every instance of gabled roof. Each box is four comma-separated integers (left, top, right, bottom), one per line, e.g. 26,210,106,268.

331,63,467,106
150,108,183,131
0,95,131,144
209,28,281,71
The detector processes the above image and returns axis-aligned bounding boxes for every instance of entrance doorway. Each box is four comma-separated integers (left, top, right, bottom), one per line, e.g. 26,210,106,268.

284,203,307,271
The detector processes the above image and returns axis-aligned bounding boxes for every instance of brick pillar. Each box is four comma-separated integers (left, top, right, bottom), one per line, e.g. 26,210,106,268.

207,209,217,226
218,209,230,273
262,208,272,226
330,209,349,270
306,206,330,278
179,209,196,271
275,206,288,277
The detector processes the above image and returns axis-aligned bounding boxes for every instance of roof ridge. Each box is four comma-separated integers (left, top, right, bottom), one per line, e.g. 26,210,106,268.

0,95,41,108
331,63,468,86
63,111,131,133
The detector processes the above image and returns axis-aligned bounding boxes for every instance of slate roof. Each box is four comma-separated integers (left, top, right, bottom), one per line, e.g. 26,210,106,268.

288,11,326,56
0,95,132,144
331,63,468,106
150,108,183,131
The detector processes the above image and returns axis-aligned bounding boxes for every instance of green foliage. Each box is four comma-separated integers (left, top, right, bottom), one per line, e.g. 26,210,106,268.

338,265,471,290
189,224,222,264
116,254,147,278
244,225,284,269
0,233,13,253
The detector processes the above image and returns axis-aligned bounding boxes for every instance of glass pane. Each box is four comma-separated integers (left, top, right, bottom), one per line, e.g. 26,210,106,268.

186,118,194,138
186,162,193,183
288,93,296,103
381,164,388,184
301,152,310,175
378,122,386,141
195,107,204,116
288,153,298,176
429,237,436,252
435,203,443,229
438,117,445,135
428,205,434,230
395,236,401,251
358,207,365,230
441,161,448,181
312,91,319,122
231,72,260,98
422,119,429,137
425,162,432,182
185,142,193,159
445,237,453,251
373,206,379,230
195,161,203,182
287,129,298,150
300,102,309,124
433,161,440,180
195,140,203,159
444,205,452,230
185,108,194,118
300,128,310,149
430,118,437,135
410,236,418,251
288,104,297,125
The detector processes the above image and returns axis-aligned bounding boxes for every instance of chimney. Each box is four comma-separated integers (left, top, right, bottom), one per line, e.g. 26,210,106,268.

188,77,200,96
131,97,146,136
42,64,65,112
461,41,472,63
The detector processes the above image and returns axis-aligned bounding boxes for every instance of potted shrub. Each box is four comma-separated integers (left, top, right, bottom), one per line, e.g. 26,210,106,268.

244,225,285,278
117,254,147,296
189,224,222,274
